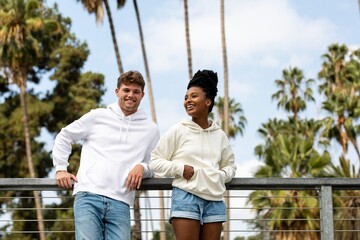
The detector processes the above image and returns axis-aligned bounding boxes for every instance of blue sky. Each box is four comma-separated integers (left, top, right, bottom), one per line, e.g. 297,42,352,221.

39,0,360,238
45,0,360,177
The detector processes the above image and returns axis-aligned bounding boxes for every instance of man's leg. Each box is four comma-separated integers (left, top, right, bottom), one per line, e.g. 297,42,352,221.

74,192,105,240
104,197,130,240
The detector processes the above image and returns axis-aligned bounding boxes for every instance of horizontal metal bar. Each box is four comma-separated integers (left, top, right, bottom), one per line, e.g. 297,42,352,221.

226,178,360,190
1,178,360,191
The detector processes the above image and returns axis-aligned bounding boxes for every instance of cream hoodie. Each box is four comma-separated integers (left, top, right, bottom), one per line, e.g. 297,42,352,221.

52,102,160,206
150,119,236,201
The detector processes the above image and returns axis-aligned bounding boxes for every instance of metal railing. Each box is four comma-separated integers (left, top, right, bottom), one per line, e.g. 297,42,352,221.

0,178,360,240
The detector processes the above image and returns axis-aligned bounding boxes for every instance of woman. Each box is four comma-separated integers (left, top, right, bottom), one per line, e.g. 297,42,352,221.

149,69,237,240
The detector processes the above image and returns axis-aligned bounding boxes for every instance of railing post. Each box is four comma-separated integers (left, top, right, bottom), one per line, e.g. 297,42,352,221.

320,185,334,240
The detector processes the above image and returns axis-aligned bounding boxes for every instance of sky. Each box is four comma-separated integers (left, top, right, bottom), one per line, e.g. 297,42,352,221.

44,0,360,176
40,0,359,238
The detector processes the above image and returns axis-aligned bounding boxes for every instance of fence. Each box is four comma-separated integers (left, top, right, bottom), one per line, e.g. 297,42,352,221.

1,178,360,240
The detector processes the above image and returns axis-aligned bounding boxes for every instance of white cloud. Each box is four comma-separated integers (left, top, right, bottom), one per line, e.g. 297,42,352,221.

349,44,360,51
154,98,184,133
236,159,263,178
145,18,188,73
229,80,254,102
131,0,339,112
259,55,281,68
225,0,336,55
287,53,315,68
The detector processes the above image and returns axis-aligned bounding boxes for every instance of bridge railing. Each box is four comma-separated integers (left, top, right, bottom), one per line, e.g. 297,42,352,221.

1,177,360,240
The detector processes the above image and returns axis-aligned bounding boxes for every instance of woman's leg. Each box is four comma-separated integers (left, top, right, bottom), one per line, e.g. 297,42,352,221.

200,222,223,240
172,218,201,240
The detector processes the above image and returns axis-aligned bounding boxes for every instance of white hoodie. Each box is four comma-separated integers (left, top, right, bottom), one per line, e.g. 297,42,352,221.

150,119,236,201
52,102,160,206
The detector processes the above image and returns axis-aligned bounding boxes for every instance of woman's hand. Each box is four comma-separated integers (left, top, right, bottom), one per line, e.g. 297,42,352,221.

183,165,194,180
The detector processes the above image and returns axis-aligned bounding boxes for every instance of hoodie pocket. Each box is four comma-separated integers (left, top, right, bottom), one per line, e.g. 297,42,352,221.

189,168,226,195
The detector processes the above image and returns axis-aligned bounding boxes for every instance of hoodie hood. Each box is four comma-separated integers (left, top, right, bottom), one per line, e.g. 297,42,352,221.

179,118,220,132
107,102,148,142
107,102,147,121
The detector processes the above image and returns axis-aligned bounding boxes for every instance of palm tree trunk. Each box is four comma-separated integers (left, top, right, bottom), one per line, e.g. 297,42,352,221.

184,0,193,79
220,0,230,239
158,190,166,240
134,191,142,240
18,72,46,240
133,1,164,239
103,0,124,74
133,0,157,123
348,133,360,160
337,117,348,154
220,0,229,134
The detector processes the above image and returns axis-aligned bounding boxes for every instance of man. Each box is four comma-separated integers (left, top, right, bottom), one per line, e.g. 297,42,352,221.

52,70,160,239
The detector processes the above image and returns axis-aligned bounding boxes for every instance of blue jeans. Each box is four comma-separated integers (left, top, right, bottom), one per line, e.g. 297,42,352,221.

74,191,130,240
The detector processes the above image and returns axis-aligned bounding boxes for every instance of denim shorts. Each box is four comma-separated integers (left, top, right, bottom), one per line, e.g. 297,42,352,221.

170,187,226,225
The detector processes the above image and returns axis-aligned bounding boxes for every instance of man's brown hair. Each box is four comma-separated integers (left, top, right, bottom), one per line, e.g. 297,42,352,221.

117,70,145,91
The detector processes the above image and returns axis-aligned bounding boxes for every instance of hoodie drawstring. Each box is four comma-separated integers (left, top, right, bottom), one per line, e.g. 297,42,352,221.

119,116,132,142
200,130,204,161
124,116,131,142
200,129,215,165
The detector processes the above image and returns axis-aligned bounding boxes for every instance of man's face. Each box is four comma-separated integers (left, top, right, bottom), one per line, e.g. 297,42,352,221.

116,83,144,116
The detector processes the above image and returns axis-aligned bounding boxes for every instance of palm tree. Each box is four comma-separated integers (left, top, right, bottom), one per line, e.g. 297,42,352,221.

213,97,246,138
318,44,360,160
330,157,360,240
132,1,162,239
249,188,321,240
220,0,231,238
183,0,192,79
213,97,246,240
213,96,246,240
220,0,229,137
133,0,156,125
319,45,360,239
0,0,63,239
250,119,331,240
272,67,315,124
249,66,331,239
78,0,125,74
212,95,246,239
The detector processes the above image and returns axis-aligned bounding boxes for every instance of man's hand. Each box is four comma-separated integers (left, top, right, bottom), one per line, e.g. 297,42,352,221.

126,164,144,191
183,165,194,180
56,170,77,189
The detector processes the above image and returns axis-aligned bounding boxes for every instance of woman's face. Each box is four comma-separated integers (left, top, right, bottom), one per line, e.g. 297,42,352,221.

184,86,210,118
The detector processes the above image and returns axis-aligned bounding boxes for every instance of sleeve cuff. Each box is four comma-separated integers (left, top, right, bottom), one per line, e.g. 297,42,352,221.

140,163,153,178
220,170,228,182
174,162,185,177
55,165,68,172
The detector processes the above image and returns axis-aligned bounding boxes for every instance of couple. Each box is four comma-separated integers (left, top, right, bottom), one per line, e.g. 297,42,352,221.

52,70,237,240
